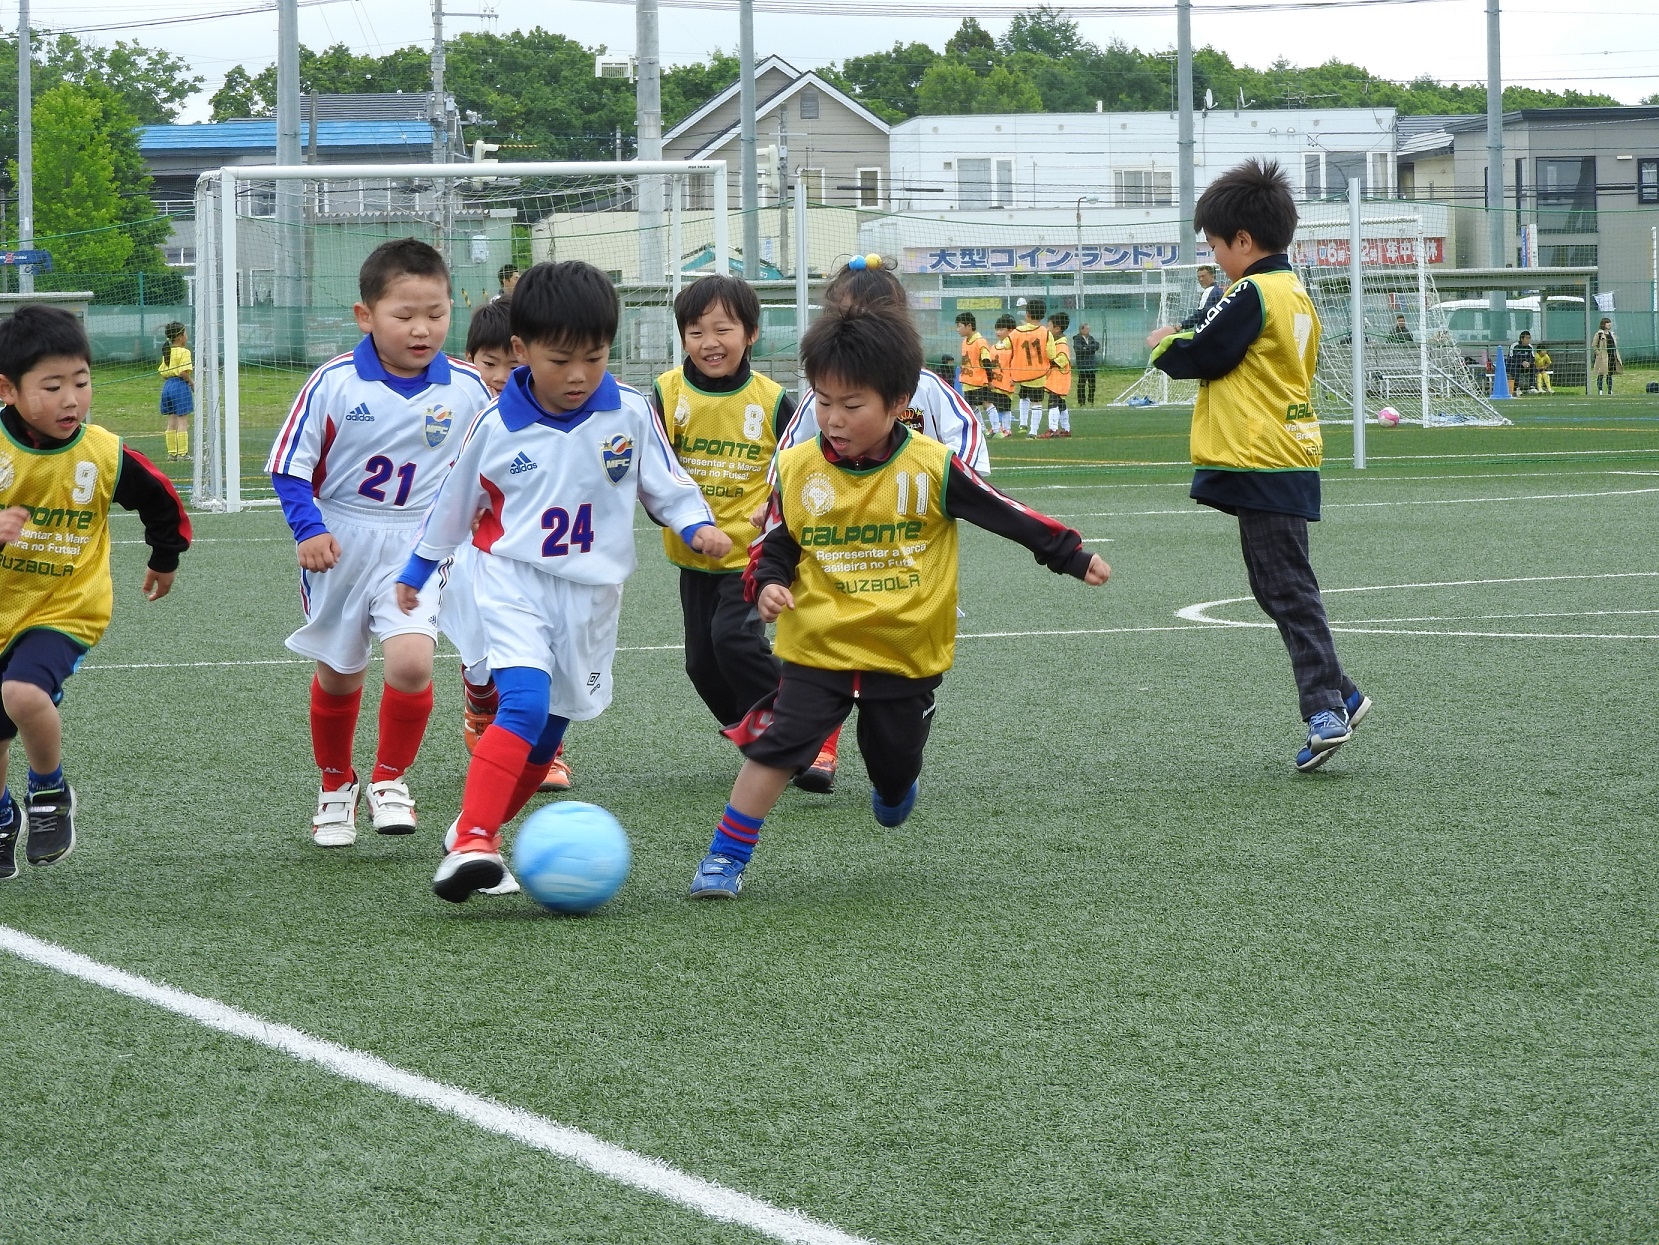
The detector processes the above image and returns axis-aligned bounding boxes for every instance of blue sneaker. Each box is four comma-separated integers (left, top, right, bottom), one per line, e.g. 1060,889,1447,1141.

1295,709,1352,772
689,853,745,899
1344,687,1372,728
872,781,919,828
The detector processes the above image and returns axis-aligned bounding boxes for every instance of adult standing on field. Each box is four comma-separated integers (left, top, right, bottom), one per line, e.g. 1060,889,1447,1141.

1179,264,1224,329
1592,318,1621,395
1073,323,1100,406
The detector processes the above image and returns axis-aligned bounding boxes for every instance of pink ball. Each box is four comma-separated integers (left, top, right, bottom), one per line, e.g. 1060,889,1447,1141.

1376,407,1401,426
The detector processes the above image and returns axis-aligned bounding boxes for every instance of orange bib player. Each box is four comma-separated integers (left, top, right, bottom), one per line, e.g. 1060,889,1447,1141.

1007,299,1052,436
954,311,998,433
988,313,1017,438
1039,311,1073,437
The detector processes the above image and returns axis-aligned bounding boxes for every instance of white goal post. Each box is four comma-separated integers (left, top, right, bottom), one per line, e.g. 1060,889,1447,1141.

192,160,730,512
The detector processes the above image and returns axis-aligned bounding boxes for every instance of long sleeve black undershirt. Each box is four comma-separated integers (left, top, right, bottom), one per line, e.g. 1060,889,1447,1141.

2,407,192,572
1154,254,1293,381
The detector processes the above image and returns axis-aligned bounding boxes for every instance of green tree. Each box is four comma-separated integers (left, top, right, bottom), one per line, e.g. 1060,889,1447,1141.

1002,6,1085,59
10,83,133,278
917,60,1041,115
828,42,939,123
661,52,741,131
944,19,1000,72
39,34,200,123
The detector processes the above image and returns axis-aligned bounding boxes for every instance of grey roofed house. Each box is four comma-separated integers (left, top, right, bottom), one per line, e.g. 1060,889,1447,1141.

662,56,891,211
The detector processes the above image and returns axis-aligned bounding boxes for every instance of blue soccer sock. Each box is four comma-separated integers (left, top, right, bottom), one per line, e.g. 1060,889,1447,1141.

28,766,64,796
0,788,15,831
710,804,763,866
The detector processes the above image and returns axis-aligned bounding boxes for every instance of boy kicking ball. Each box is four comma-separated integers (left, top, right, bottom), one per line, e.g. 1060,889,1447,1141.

689,304,1108,900
267,239,493,846
0,306,191,876
1147,158,1371,770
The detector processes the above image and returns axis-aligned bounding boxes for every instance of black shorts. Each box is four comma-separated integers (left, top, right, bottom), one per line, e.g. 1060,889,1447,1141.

963,386,995,406
0,629,89,740
723,661,941,804
1018,384,1047,401
990,391,1012,413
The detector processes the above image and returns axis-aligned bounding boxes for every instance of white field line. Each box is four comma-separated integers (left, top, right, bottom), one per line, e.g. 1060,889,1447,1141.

1048,485,1659,520
996,447,1659,472
0,925,876,1245
1178,571,1659,639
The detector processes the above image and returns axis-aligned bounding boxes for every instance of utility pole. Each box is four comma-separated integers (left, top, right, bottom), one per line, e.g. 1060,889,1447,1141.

739,0,758,279
276,0,302,345
777,113,789,275
637,0,665,341
17,0,34,294
1176,0,1195,267
430,0,447,168
1486,0,1507,332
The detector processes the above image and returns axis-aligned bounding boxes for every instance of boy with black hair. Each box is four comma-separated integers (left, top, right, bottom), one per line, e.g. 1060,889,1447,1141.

267,237,493,847
954,311,998,432
653,274,796,744
0,305,191,876
400,260,728,902
1039,311,1073,438
689,306,1109,900
464,299,515,399
1148,158,1372,771
990,313,1017,438
1007,298,1051,436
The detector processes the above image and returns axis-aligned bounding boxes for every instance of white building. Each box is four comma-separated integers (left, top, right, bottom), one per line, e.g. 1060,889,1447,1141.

887,107,1399,215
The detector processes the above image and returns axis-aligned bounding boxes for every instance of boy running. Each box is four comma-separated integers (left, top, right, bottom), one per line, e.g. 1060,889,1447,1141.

1148,158,1372,771
0,306,191,875
398,260,729,902
689,305,1109,900
267,238,492,846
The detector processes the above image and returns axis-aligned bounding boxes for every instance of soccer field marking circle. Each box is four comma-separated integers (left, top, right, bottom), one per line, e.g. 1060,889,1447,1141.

0,925,878,1245
1177,571,1659,639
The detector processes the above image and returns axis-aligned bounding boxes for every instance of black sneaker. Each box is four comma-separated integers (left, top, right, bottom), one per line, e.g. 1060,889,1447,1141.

24,785,76,866
0,814,19,880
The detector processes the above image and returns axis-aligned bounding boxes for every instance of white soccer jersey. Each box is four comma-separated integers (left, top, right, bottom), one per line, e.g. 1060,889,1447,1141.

777,368,990,475
266,336,492,523
413,369,713,586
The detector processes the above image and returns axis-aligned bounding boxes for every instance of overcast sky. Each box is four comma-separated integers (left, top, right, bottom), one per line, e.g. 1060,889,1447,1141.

35,0,1659,122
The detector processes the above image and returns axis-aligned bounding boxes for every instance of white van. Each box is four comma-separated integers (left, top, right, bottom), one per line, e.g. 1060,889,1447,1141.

1433,295,1585,345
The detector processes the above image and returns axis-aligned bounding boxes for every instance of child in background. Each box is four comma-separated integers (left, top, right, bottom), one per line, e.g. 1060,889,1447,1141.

1148,158,1371,771
267,238,493,846
690,305,1108,900
158,321,193,461
990,314,1017,438
1039,311,1072,438
0,306,191,877
954,312,999,434
399,260,728,903
447,300,576,797
654,275,796,744
1534,344,1554,393
1007,298,1051,436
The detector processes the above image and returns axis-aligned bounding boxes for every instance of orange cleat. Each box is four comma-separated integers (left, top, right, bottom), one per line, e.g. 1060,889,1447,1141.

539,743,573,792
793,740,838,793
463,706,494,754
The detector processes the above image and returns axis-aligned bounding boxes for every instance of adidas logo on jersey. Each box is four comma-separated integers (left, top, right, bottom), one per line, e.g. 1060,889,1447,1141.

345,402,374,423
508,451,538,475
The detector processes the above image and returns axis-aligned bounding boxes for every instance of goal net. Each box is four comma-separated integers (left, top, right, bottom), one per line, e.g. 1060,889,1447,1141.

1291,217,1509,428
190,160,728,511
1108,262,1205,408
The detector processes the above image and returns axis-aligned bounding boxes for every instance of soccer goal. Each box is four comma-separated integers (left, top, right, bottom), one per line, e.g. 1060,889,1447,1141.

190,160,730,511
1291,217,1509,428
1108,263,1207,408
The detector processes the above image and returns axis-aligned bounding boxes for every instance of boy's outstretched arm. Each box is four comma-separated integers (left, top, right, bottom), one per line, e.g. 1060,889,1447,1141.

943,457,1107,585
1146,278,1265,382
113,446,193,600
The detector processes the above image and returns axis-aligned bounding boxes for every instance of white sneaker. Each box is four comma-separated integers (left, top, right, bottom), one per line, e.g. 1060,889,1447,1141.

311,782,359,847
441,819,520,895
367,778,418,835
433,840,508,904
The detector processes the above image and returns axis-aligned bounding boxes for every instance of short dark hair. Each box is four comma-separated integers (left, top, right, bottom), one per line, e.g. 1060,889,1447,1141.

1518,329,1532,339
994,314,1017,332
955,311,977,329
1048,311,1070,333
1022,298,1046,322
510,260,619,350
673,275,759,338
1193,158,1297,253
0,305,91,383
466,300,513,357
800,307,922,408
498,263,519,285
359,237,450,305
823,260,907,315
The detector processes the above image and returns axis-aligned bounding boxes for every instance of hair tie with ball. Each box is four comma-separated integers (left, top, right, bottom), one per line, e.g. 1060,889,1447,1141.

848,255,867,271
864,253,883,270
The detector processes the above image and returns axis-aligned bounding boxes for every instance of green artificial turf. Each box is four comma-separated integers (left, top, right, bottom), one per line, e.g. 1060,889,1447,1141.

1,381,1657,1242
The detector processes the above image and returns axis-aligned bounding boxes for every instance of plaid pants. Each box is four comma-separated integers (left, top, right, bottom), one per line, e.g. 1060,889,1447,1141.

1236,508,1359,720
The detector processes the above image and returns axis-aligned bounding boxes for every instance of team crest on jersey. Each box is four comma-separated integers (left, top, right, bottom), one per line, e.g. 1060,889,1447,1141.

901,406,925,432
800,471,836,517
673,393,692,427
423,405,453,448
602,433,634,484
0,451,13,493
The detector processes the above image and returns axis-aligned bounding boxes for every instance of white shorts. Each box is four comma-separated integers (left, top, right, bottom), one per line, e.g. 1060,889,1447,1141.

471,552,622,722
285,507,441,675
439,544,490,687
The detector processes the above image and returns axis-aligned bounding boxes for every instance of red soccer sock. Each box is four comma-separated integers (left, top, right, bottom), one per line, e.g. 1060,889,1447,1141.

372,683,434,785
463,666,499,716
504,758,556,823
820,723,843,760
310,677,362,792
456,725,533,849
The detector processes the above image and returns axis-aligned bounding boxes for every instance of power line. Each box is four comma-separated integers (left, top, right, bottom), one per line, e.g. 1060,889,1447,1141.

22,0,350,36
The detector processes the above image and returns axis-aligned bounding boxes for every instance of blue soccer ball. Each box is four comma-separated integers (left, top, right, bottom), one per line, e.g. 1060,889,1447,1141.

512,802,632,914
